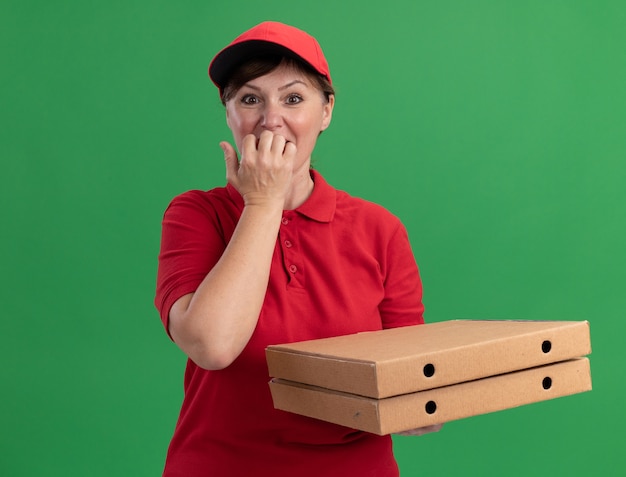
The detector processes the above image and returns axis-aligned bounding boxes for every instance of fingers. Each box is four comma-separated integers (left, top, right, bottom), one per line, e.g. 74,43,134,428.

220,141,239,181
221,132,296,207
238,131,295,174
395,423,444,437
225,132,292,175
241,134,258,162
256,130,284,155
252,131,292,161
283,140,297,160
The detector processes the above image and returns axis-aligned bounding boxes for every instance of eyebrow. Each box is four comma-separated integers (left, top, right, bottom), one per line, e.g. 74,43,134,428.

279,80,307,90
243,80,308,91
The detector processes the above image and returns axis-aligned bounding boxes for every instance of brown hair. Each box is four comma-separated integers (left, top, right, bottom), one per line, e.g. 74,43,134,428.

220,55,335,105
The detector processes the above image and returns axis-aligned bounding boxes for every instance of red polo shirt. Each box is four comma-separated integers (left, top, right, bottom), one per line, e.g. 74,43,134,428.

155,170,424,477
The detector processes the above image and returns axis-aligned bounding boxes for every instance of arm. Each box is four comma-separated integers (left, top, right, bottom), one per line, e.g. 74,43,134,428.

169,132,295,370
379,222,425,329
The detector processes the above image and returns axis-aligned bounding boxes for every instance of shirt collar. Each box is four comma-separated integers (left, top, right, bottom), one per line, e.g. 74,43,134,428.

297,169,336,222
226,169,336,223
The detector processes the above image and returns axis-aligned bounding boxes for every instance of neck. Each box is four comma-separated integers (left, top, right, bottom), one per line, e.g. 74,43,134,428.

283,164,314,210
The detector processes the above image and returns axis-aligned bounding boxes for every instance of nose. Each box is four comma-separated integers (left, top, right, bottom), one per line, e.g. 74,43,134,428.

260,103,283,131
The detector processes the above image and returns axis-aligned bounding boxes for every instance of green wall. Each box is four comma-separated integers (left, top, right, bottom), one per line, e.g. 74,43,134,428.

2,1,624,475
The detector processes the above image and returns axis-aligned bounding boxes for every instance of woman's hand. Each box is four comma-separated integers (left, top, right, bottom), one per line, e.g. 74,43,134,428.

221,130,297,209
395,424,444,437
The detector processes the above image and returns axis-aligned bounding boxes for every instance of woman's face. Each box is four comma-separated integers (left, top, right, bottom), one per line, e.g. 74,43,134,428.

225,62,334,170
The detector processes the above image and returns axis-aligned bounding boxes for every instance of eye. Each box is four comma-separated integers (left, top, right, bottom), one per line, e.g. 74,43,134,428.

286,94,303,105
241,94,259,105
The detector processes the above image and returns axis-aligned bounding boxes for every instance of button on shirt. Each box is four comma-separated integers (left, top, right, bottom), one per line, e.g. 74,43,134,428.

155,170,424,477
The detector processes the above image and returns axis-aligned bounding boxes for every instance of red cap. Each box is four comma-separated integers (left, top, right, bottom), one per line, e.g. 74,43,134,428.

208,21,331,92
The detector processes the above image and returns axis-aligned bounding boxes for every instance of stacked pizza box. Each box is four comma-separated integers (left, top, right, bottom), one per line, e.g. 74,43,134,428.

266,320,592,435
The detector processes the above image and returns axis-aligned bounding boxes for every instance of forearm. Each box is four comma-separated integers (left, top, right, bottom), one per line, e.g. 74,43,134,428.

169,202,283,369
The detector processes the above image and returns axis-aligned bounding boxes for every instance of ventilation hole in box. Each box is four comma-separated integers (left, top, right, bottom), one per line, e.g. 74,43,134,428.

542,340,552,353
542,377,552,390
425,401,437,414
423,363,435,378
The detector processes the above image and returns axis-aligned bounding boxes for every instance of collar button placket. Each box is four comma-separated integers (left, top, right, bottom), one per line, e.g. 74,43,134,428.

280,212,303,287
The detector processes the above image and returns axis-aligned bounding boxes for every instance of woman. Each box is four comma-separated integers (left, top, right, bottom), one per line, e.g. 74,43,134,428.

155,21,438,477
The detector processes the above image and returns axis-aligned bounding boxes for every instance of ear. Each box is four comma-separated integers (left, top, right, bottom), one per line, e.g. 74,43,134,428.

320,94,335,132
225,106,232,130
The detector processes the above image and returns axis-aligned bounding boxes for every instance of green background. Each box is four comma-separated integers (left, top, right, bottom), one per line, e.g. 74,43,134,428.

2,1,624,475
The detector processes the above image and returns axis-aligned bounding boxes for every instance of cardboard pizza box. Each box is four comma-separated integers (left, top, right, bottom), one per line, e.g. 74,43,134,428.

269,357,592,435
266,320,591,399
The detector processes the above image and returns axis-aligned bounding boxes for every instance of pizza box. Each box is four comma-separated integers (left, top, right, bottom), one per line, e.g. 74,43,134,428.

269,357,592,435
266,320,591,399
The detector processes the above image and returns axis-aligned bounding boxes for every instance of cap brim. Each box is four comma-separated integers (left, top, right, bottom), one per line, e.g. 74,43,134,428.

209,40,312,91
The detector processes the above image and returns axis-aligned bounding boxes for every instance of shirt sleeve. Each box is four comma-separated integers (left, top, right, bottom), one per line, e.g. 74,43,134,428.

154,191,228,337
379,222,425,329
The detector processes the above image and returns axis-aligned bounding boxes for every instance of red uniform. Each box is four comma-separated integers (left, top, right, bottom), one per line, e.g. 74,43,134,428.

155,170,424,476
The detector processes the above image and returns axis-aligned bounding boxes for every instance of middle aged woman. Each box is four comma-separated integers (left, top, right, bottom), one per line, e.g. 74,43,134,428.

155,21,439,477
